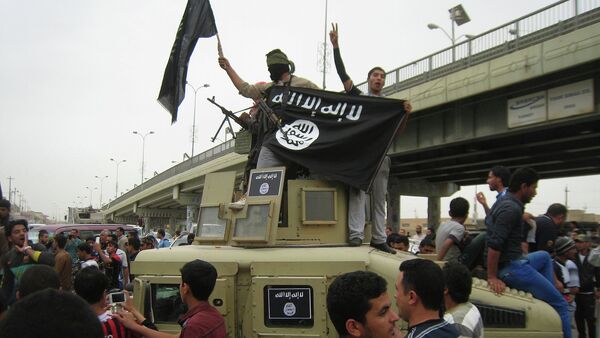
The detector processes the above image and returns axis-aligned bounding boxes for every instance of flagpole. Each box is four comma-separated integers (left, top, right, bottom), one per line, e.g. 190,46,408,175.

322,0,328,89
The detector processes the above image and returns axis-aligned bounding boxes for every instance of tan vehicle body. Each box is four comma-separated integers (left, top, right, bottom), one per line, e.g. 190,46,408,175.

132,169,562,337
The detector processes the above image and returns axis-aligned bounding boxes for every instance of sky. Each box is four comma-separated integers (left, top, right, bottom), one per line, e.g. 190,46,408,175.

1,0,598,222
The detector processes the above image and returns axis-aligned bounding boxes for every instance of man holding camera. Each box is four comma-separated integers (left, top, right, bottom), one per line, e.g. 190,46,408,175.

74,267,156,338
113,259,226,338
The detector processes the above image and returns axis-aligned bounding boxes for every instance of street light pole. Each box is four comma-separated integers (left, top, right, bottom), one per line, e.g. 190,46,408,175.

132,131,155,185
185,82,210,157
85,186,97,208
110,158,126,199
94,175,109,207
427,4,470,63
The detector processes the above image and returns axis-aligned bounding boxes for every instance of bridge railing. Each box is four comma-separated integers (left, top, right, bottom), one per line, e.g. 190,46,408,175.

357,0,600,94
104,139,236,209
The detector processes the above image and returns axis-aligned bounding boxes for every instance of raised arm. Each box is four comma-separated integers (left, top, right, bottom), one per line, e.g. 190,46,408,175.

218,56,265,100
476,192,491,216
329,23,356,93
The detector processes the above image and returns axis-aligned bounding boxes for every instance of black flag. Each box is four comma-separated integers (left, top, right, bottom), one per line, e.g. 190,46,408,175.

158,0,217,123
262,87,407,191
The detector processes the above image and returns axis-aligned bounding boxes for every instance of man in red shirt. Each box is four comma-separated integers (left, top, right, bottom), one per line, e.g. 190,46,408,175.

115,259,226,338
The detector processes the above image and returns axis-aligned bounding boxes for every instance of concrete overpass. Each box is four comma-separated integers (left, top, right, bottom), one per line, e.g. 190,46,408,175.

104,0,600,229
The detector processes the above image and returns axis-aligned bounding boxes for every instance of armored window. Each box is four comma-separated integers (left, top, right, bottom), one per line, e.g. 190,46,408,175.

232,204,271,241
197,206,227,240
302,188,337,225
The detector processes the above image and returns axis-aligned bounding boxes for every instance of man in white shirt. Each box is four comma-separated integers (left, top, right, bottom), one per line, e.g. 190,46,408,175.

411,225,427,244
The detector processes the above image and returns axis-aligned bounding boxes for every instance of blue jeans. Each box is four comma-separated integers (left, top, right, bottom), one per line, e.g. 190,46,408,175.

499,251,571,338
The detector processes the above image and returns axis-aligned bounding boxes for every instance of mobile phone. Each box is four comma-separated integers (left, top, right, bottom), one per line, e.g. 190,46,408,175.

108,291,126,304
95,237,100,244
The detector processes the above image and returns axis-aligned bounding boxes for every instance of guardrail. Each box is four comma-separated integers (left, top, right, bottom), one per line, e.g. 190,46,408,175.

357,0,600,94
105,139,236,209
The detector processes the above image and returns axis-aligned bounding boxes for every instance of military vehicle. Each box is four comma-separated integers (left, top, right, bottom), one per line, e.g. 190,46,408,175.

131,166,562,337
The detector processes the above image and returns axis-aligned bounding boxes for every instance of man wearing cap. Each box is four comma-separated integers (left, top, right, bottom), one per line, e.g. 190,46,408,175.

219,49,319,168
574,234,600,338
219,49,320,208
554,236,580,326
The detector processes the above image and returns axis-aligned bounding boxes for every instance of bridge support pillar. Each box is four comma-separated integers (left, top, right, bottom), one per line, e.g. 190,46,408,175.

387,185,401,231
388,178,458,231
427,197,441,230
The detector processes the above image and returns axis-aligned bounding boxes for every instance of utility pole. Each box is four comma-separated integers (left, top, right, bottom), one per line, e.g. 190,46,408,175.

564,185,570,209
6,176,14,202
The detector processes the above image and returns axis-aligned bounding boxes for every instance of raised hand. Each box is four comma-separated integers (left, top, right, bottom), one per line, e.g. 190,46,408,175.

329,23,339,48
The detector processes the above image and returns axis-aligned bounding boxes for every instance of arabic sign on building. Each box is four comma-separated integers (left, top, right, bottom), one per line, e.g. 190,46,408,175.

548,79,594,120
507,91,547,128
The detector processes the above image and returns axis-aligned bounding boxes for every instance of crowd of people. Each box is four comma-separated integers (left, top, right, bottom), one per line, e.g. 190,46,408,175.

0,17,597,338
380,165,600,338
0,209,225,337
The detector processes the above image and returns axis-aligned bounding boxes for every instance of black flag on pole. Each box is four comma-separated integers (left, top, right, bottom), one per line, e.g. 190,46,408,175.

262,87,407,191
158,0,217,123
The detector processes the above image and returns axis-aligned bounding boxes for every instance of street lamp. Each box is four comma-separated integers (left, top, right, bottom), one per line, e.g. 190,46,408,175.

110,158,126,199
94,175,109,207
132,131,155,185
185,82,210,157
427,4,471,62
84,186,98,208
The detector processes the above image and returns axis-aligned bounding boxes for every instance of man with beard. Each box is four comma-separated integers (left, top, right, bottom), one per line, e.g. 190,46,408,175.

475,165,510,216
327,270,400,338
485,167,571,338
395,259,459,337
0,219,55,304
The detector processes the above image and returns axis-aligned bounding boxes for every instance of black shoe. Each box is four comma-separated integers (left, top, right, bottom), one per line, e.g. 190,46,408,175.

370,242,397,254
348,238,362,247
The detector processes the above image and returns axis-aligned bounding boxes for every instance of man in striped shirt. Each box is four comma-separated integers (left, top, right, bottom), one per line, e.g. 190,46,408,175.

395,259,459,338
443,263,484,338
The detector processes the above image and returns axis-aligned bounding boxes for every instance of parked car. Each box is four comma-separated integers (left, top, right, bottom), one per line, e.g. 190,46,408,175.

169,232,192,248
28,224,140,244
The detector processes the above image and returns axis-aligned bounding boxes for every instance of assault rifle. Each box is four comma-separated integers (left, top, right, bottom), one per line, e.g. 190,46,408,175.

207,96,246,128
255,99,282,129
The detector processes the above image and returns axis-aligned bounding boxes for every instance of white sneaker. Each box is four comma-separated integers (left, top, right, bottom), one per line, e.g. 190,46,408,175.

229,196,247,210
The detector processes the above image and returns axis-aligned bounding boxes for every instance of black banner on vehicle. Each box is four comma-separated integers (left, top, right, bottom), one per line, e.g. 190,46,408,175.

261,86,406,191
264,285,313,327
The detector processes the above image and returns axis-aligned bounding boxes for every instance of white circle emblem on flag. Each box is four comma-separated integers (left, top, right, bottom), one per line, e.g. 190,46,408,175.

276,120,319,150
259,183,269,195
283,302,297,316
